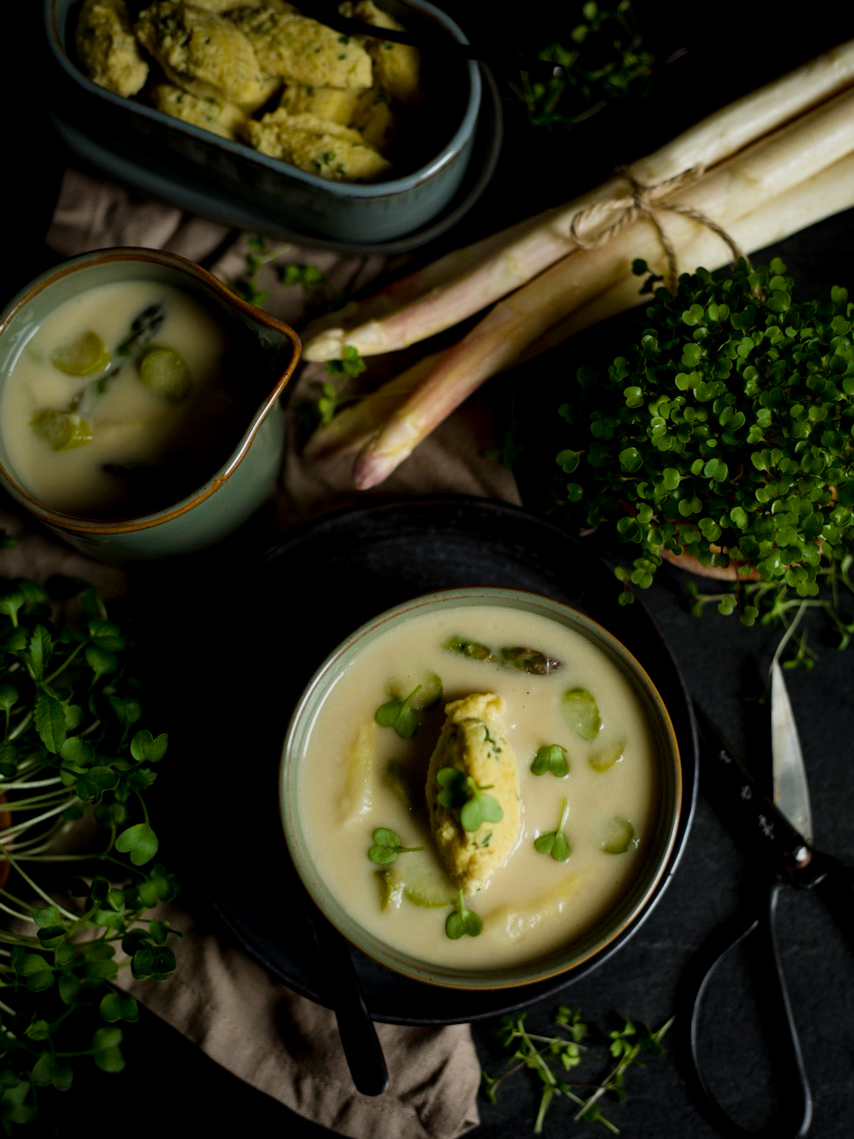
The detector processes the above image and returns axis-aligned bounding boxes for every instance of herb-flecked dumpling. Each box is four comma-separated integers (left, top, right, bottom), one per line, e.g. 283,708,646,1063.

150,84,248,140
243,109,391,180
341,0,425,105
76,0,149,97
425,692,522,893
134,1,278,111
231,6,373,89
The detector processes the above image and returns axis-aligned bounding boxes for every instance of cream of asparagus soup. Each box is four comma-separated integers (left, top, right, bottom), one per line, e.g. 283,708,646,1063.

1,278,252,518
294,602,665,971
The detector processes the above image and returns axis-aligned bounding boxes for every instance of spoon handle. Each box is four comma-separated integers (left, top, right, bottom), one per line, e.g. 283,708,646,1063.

313,911,390,1096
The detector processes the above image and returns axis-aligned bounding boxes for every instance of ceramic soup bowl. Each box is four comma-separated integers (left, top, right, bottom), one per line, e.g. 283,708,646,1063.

281,587,683,990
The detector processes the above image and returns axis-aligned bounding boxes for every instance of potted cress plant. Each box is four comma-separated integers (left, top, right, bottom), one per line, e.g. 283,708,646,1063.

551,257,854,648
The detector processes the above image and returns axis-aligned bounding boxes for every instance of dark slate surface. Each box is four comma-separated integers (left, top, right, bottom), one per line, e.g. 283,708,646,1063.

4,3,854,1137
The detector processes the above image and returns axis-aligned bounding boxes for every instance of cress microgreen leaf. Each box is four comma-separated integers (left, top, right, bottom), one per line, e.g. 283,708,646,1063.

367,827,424,865
534,798,571,862
530,744,570,777
375,684,424,738
436,767,504,832
445,889,483,939
551,257,854,666
0,555,179,1127
482,1005,673,1133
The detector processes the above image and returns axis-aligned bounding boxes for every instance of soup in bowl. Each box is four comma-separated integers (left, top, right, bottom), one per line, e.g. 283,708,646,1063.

280,587,682,990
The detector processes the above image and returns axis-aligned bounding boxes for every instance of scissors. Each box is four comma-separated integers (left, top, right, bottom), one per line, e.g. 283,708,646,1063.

679,661,854,1138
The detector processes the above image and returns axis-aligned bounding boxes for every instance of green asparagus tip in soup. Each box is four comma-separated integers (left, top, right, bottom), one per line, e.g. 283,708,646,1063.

563,687,601,740
138,346,192,402
50,330,111,377
500,645,562,675
600,816,637,854
445,636,562,675
30,409,94,452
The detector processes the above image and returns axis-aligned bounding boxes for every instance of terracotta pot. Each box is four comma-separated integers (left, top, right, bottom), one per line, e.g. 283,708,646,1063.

660,546,761,582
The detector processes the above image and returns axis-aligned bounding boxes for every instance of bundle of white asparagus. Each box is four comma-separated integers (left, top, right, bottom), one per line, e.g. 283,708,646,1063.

302,39,854,489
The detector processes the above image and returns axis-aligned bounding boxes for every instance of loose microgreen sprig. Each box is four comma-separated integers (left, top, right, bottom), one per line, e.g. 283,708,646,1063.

516,1,655,133
317,345,368,427
436,767,504,832
481,1006,673,1133
233,235,328,307
367,827,424,866
534,798,571,861
0,568,179,1126
554,257,854,664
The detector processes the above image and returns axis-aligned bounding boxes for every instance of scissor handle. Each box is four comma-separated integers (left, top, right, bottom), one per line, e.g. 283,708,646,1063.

679,880,813,1138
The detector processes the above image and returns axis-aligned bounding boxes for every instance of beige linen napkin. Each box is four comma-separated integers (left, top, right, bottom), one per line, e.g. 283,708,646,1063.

8,166,525,1137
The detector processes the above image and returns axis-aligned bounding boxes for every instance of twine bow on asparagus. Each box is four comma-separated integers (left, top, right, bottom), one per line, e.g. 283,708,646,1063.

300,39,854,490
568,164,747,292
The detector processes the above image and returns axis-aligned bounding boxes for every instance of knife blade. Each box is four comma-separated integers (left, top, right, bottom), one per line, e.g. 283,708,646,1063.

771,661,814,850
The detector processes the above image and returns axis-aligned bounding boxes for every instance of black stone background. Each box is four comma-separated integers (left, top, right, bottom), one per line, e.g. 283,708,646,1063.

4,2,854,1136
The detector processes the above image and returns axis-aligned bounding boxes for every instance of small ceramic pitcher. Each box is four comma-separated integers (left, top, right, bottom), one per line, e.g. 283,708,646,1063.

0,247,301,561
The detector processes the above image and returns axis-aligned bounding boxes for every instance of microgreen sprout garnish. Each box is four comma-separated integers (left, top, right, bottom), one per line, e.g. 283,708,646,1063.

375,684,423,739
482,1006,673,1133
367,827,424,865
318,345,368,426
435,767,504,832
445,889,483,939
445,637,562,675
516,1,655,134
554,257,854,665
0,565,179,1125
232,235,328,307
534,798,571,861
530,744,570,777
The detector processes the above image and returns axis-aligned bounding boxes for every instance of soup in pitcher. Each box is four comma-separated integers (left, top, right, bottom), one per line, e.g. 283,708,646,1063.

1,278,254,519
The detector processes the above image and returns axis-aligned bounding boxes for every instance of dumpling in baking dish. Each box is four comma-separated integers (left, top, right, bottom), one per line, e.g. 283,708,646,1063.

76,0,149,97
340,0,424,105
231,6,373,89
242,108,391,180
134,1,278,111
150,83,248,139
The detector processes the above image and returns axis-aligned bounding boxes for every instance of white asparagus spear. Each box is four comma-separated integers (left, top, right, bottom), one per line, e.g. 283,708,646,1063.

349,92,854,488
517,149,854,363
307,149,854,466
303,348,450,459
302,38,854,362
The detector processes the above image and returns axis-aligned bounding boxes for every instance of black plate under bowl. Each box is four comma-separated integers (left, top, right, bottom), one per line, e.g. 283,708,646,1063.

156,495,697,1025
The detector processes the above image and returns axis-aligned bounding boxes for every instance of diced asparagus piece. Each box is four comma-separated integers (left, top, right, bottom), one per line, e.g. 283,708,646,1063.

600,816,636,854
31,409,94,451
138,346,192,401
51,331,111,377
563,687,601,740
